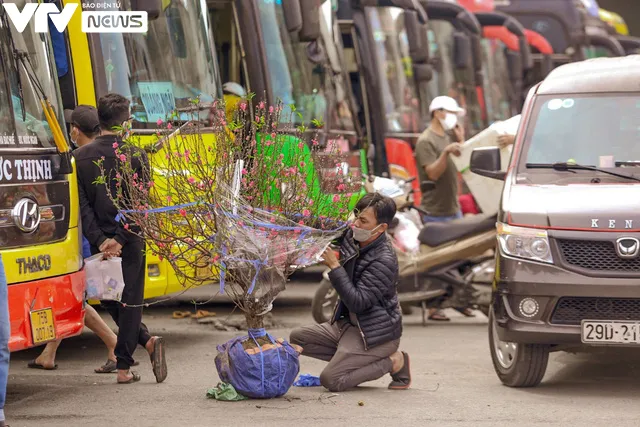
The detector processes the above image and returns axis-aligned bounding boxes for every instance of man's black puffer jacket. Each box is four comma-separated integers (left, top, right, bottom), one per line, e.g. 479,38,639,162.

329,229,402,349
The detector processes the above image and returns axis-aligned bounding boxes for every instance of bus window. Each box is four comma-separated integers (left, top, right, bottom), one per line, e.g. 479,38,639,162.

93,0,222,126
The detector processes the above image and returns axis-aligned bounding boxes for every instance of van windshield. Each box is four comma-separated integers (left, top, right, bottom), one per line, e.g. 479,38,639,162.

522,95,640,168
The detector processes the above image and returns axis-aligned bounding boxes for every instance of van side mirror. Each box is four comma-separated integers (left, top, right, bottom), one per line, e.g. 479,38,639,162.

282,0,303,33
470,147,505,180
453,32,471,69
299,0,321,42
131,0,161,20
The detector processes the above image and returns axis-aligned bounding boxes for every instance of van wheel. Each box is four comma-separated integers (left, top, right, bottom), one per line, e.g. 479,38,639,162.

488,310,550,387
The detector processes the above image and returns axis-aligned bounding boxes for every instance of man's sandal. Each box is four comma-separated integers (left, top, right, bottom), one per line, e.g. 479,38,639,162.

117,371,141,384
389,352,411,390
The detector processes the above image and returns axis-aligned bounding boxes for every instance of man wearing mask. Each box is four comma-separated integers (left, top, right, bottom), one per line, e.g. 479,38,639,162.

415,96,474,321
290,193,411,392
29,106,127,374
74,94,167,384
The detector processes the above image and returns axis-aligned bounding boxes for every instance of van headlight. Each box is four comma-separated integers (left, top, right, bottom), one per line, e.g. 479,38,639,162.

497,223,553,264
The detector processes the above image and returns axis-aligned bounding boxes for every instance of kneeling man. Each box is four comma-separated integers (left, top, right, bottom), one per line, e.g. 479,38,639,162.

290,193,411,392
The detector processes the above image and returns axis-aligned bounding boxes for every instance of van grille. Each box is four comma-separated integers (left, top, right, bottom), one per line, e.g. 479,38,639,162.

551,297,640,325
557,239,640,272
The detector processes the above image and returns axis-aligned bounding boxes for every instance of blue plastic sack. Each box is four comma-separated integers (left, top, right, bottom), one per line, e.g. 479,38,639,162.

215,328,300,399
293,374,321,387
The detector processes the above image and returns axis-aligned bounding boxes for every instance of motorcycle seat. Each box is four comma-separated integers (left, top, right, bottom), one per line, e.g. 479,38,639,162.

418,214,498,247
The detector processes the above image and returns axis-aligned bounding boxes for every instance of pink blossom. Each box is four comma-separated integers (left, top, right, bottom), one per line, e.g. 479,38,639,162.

298,142,304,149
298,220,304,225
188,177,196,184
303,209,311,217
300,161,306,168
337,183,346,191
302,183,307,190
258,101,265,109
242,168,248,175
167,123,173,130
133,172,138,180
312,139,319,146
271,132,276,139
212,254,220,263
119,154,126,162
269,106,274,113
112,142,118,149
166,196,172,203
179,209,187,217
115,173,121,179
309,199,314,206
124,223,130,230
157,118,163,126
270,216,276,223
332,194,340,203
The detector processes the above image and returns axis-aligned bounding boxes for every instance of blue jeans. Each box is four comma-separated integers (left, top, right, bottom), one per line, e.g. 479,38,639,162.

0,256,10,421
422,210,463,224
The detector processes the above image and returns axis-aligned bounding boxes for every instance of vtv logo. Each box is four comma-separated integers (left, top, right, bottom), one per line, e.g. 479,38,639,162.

2,3,148,33
2,3,78,33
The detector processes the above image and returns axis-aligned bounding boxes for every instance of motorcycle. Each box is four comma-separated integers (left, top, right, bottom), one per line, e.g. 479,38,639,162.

311,176,496,325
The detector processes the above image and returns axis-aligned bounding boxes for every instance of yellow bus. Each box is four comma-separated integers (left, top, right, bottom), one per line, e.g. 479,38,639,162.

1,0,85,351
58,0,222,299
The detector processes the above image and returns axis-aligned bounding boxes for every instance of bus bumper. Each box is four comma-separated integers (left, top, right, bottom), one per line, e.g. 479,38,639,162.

9,270,86,352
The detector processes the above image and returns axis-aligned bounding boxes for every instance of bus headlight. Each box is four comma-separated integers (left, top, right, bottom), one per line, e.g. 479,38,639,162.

497,223,553,264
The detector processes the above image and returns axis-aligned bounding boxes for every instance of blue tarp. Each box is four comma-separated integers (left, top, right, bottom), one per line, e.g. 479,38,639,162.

215,328,300,399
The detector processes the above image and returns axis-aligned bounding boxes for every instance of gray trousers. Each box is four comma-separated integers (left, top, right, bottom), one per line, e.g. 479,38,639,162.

290,320,400,392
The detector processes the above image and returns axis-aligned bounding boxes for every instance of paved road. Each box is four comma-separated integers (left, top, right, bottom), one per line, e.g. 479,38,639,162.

6,284,640,427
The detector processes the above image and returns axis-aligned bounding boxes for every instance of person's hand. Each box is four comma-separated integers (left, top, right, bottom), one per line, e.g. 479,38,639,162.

99,238,122,258
497,134,515,148
321,247,340,270
444,142,462,157
453,124,465,143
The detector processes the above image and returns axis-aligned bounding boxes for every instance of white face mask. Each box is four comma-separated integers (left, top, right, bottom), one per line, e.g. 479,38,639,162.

352,224,382,242
441,113,458,131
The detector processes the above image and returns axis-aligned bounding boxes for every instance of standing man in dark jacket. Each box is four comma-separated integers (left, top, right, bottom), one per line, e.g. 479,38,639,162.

290,193,411,392
74,93,167,385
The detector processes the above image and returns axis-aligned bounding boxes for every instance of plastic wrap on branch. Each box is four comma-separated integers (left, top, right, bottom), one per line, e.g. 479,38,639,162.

213,181,347,308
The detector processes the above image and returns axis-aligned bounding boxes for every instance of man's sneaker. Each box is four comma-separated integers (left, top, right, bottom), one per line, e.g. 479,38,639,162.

388,351,411,390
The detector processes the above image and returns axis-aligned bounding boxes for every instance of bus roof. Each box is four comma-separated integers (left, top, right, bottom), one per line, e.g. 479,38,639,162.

537,55,640,95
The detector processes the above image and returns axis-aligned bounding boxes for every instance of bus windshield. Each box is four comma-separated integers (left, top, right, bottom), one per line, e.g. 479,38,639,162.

364,6,426,134
93,0,221,127
480,39,512,124
0,0,63,150
257,0,356,130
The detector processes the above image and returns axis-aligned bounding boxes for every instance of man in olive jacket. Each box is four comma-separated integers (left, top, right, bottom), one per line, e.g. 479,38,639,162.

290,193,411,392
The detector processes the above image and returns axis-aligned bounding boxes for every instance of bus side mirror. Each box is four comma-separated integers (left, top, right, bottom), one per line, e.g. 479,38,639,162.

453,32,471,69
299,0,321,42
470,34,482,73
405,11,429,64
165,6,187,58
282,0,303,33
506,50,522,82
413,63,433,82
131,0,161,20
518,37,533,70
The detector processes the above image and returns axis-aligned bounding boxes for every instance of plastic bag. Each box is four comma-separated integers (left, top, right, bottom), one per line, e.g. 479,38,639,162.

84,253,125,301
215,328,300,399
